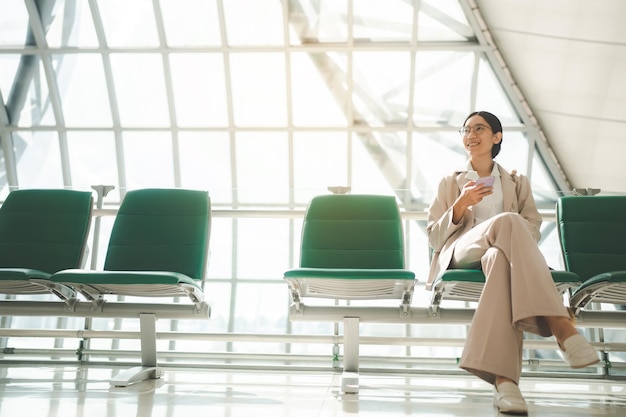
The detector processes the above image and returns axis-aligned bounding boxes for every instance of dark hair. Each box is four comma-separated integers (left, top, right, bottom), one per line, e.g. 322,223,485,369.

464,111,503,158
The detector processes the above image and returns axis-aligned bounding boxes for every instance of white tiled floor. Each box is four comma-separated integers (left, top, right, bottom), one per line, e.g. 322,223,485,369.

0,365,625,416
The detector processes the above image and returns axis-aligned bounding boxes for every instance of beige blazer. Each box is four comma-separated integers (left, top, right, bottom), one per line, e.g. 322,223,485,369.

425,163,542,290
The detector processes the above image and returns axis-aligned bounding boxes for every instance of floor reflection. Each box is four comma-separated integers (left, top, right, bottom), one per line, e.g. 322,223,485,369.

0,365,624,416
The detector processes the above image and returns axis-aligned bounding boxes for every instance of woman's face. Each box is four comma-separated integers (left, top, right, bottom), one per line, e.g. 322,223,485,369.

461,115,501,159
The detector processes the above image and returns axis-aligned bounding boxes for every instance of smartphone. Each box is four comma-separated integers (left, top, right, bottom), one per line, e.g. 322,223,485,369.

475,176,495,187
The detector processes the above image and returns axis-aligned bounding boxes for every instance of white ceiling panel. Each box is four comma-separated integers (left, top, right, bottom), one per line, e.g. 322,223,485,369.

475,0,626,193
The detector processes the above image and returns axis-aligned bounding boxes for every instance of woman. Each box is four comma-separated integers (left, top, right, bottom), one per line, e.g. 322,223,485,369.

426,111,599,415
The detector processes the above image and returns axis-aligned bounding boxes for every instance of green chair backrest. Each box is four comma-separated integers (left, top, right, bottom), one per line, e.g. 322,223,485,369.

300,194,406,269
557,195,626,281
104,188,211,280
0,189,93,273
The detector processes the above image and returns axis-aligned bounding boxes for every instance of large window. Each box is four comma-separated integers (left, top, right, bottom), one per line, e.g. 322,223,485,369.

0,0,576,371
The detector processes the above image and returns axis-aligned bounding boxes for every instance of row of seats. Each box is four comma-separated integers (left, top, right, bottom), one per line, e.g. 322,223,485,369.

283,193,626,317
283,194,626,392
0,188,212,387
1,189,624,391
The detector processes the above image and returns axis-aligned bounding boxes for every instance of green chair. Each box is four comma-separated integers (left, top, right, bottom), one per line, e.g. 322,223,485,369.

284,194,416,308
557,195,626,312
283,194,416,393
430,269,581,311
0,189,93,301
46,188,211,386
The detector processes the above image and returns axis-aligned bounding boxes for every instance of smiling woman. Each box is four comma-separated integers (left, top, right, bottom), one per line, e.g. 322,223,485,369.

428,110,599,414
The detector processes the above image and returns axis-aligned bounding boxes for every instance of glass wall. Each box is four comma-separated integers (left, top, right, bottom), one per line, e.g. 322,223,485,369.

0,0,595,374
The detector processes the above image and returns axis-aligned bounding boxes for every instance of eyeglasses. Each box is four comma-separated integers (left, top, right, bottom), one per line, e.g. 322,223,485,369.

459,124,492,137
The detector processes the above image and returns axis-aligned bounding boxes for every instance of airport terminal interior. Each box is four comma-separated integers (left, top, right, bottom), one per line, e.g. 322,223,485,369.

1,0,625,415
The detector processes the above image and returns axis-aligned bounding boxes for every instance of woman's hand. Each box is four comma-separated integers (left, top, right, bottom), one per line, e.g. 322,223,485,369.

451,181,493,224
463,180,494,205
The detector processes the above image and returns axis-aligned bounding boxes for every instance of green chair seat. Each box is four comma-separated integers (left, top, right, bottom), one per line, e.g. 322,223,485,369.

285,268,415,300
50,269,202,286
0,269,53,294
431,268,581,307
570,271,626,308
48,269,203,302
284,267,415,280
551,270,583,285
437,269,485,283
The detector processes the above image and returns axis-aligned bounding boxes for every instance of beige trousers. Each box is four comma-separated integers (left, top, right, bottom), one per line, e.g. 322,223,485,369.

451,212,568,385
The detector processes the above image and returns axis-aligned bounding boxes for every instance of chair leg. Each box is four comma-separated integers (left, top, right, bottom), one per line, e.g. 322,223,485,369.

110,313,163,387
342,317,359,394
